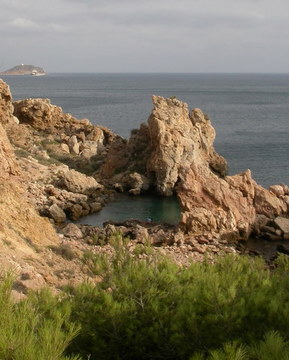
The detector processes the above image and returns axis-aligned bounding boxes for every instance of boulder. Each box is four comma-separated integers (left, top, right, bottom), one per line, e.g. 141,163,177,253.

274,216,289,238
253,214,270,235
48,204,66,223
254,185,287,217
56,169,103,194
90,202,102,213
67,204,86,220
80,141,98,159
268,185,285,197
60,143,70,153
68,135,79,154
13,98,65,131
61,223,83,239
178,168,256,239
127,172,150,195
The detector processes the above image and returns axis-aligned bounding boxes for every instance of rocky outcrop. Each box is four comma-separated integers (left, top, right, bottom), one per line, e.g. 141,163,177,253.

147,97,227,196
0,80,18,126
0,86,114,223
178,163,289,239
0,81,19,175
99,97,227,196
177,166,257,238
18,158,112,221
97,95,289,240
0,82,59,250
13,97,77,131
13,98,116,150
0,123,19,176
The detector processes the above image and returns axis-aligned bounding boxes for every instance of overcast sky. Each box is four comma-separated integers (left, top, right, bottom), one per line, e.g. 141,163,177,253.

1,0,289,73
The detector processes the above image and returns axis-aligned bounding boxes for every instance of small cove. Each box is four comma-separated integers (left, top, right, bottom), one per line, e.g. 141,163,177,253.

76,194,181,226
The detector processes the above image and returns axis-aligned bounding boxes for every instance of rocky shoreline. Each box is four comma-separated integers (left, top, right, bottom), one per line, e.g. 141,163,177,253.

1,78,289,296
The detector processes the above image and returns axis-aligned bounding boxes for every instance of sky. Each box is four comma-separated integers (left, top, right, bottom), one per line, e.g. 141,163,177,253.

1,0,289,73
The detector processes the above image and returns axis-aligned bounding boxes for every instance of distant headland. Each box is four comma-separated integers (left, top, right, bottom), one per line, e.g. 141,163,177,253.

0,64,46,76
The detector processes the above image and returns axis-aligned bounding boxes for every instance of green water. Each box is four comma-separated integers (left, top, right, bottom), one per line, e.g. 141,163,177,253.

77,194,181,226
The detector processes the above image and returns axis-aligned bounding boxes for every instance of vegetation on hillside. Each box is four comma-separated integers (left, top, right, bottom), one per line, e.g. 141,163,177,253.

3,234,289,359
0,273,80,360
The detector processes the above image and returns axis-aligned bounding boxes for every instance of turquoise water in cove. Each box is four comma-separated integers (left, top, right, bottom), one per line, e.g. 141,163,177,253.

2,73,289,225
77,194,181,226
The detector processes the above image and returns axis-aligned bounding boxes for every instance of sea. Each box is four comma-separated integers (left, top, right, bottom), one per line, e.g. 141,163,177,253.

2,73,289,225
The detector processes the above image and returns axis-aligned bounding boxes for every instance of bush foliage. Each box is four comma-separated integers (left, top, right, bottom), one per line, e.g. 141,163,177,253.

3,234,289,359
0,273,80,360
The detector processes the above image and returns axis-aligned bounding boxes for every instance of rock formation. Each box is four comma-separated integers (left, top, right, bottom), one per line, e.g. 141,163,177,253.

0,123,19,176
0,80,59,251
0,80,18,126
147,96,227,196
0,84,115,222
12,97,118,167
146,96,288,239
99,95,289,240
99,96,227,195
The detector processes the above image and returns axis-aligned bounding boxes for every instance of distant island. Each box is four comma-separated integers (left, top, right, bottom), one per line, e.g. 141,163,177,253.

0,64,46,76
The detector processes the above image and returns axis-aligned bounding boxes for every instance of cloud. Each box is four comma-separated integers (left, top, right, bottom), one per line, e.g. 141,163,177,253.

1,0,289,72
4,17,67,36
10,17,39,28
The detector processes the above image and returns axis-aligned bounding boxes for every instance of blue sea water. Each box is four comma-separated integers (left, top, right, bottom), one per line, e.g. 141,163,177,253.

2,73,289,224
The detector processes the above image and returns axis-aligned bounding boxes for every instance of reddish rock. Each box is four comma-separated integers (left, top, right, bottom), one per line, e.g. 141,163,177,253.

147,97,227,196
0,80,15,126
254,185,287,217
268,185,285,197
178,168,257,239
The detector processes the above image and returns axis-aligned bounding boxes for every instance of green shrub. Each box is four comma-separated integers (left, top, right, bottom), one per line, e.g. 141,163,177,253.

0,273,81,360
5,234,289,360
64,238,289,359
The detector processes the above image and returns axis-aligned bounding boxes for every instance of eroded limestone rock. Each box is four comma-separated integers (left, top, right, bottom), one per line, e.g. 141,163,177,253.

0,80,15,126
98,96,227,197
56,168,103,194
147,97,227,196
0,80,59,250
0,123,19,176
177,167,256,239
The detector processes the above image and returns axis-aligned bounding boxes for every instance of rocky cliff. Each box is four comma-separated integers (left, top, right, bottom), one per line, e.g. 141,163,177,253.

99,95,289,240
0,79,114,295
0,80,59,251
147,96,227,196
98,96,227,196
0,81,19,175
